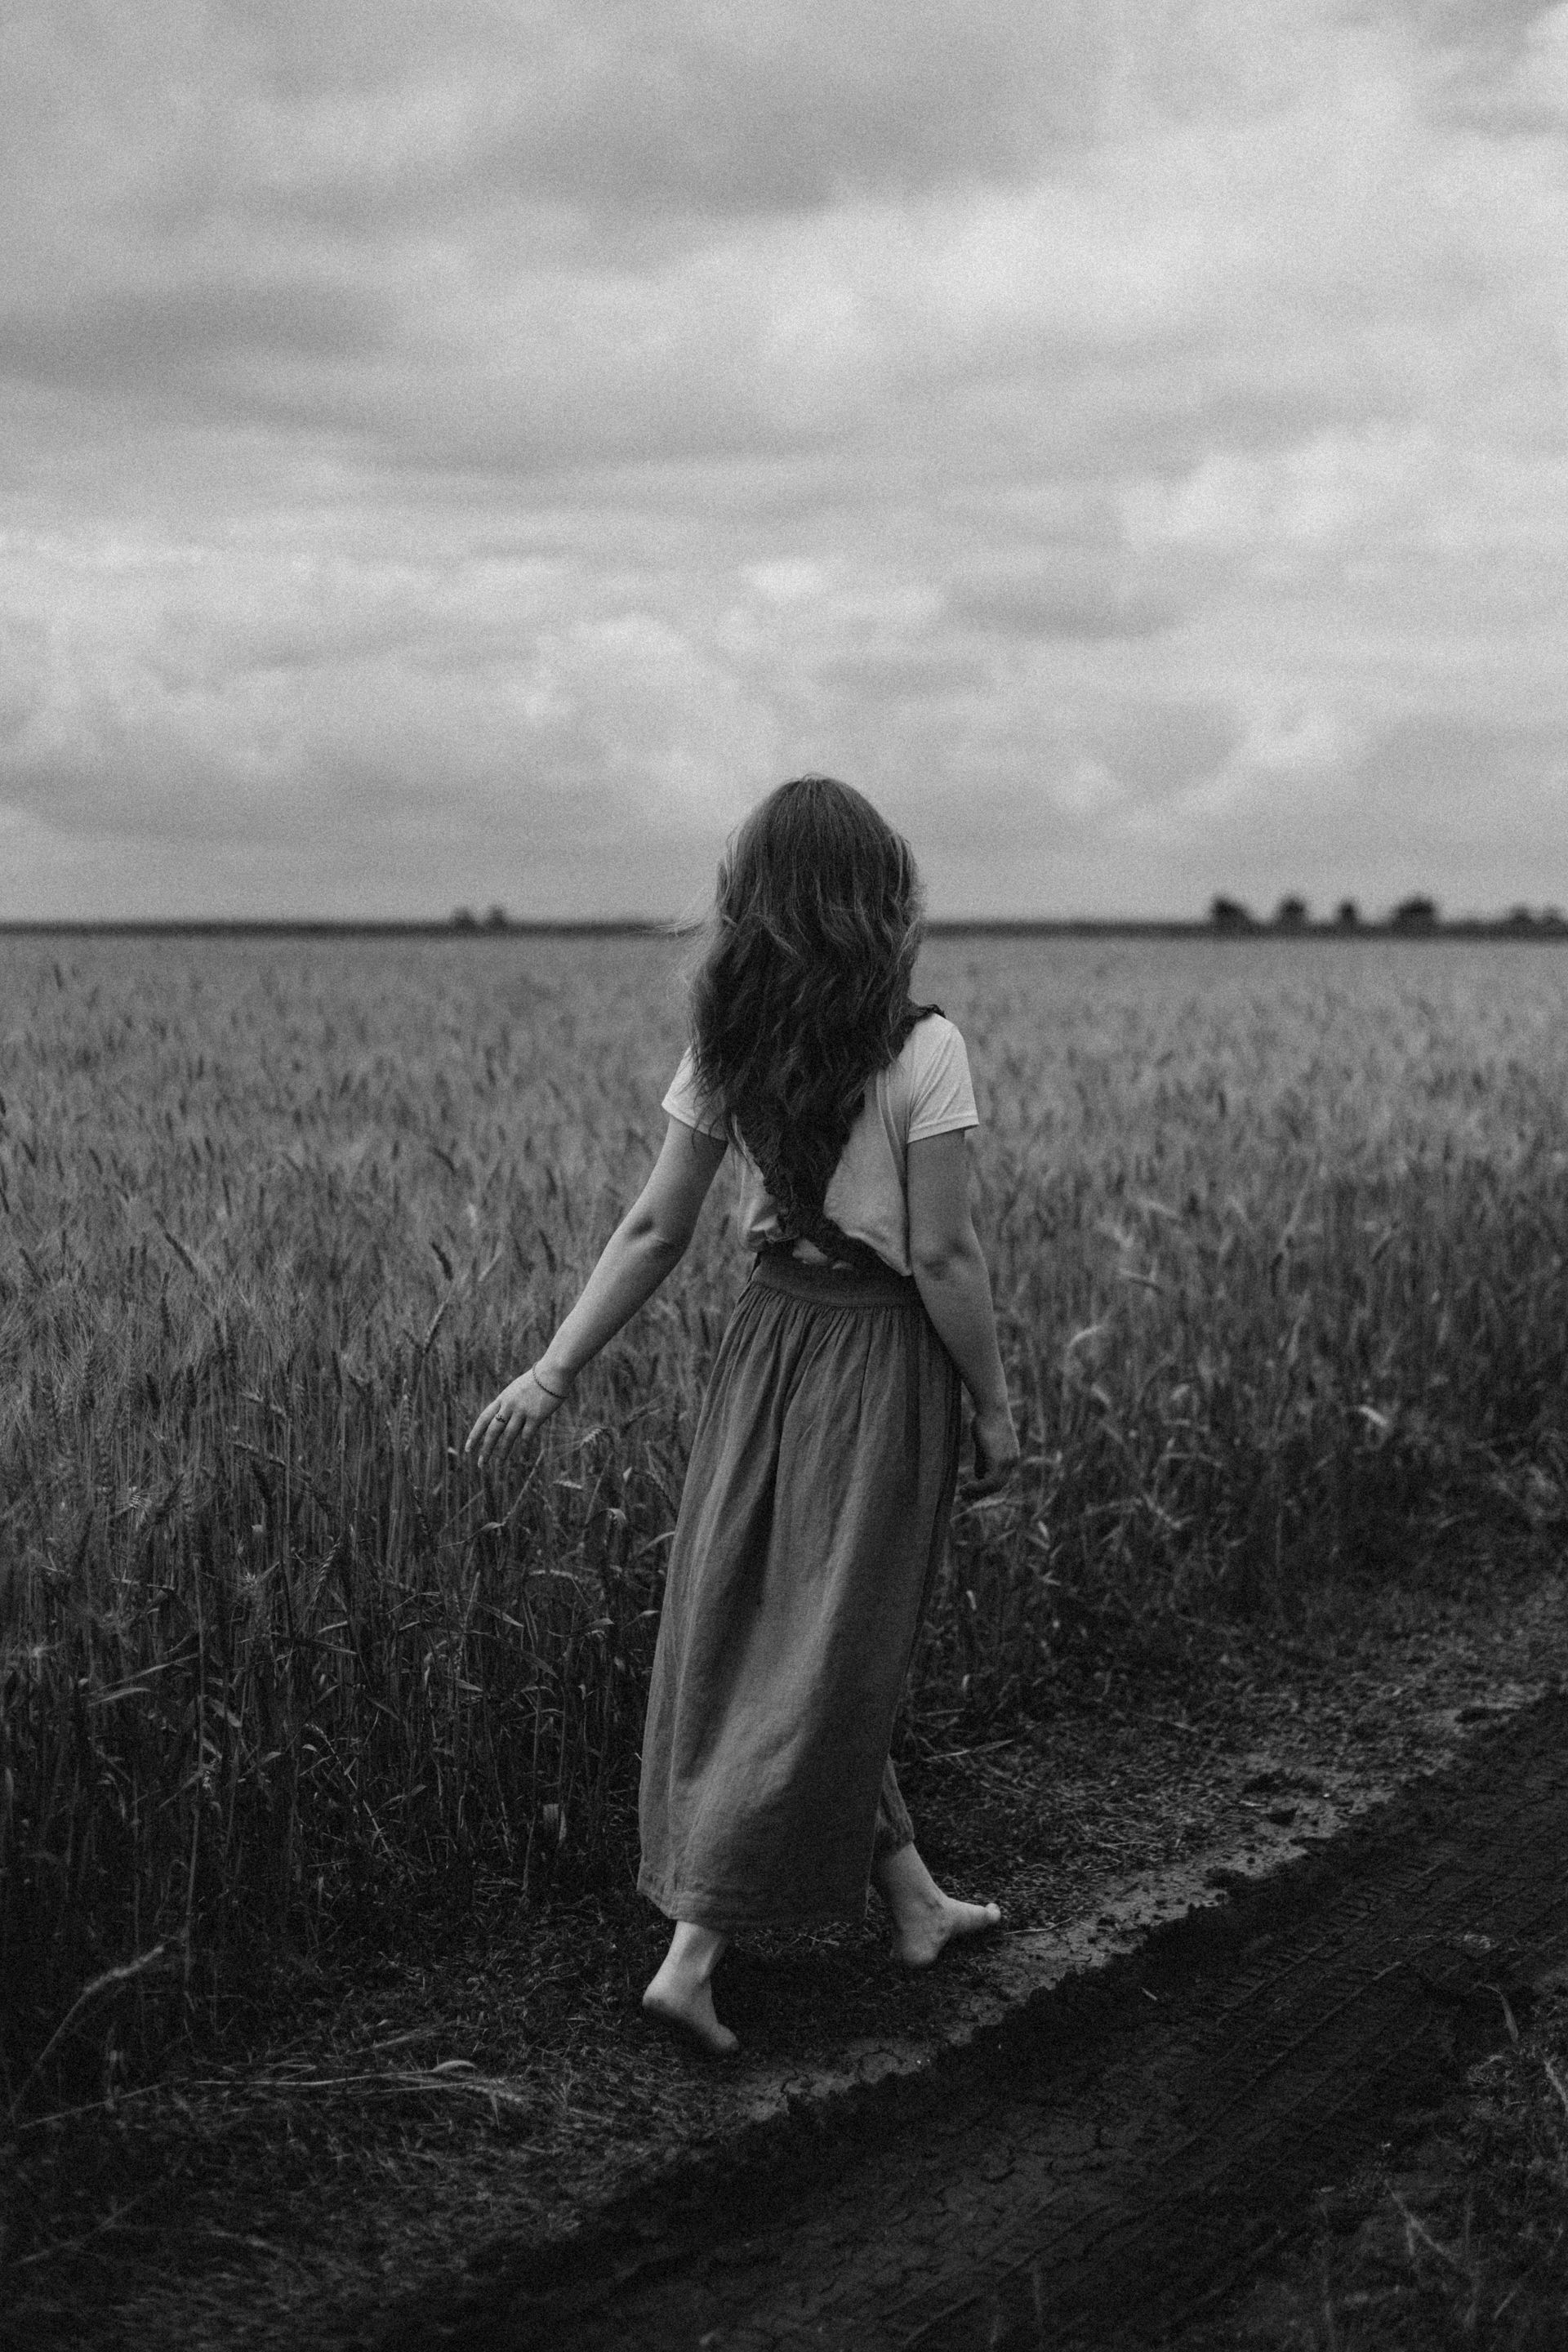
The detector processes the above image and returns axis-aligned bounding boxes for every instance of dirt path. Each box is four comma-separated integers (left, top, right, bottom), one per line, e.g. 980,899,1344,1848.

376,1691,1568,2352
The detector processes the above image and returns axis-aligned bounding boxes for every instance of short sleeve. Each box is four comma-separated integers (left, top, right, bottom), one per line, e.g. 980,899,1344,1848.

662,1046,728,1138
906,1016,979,1142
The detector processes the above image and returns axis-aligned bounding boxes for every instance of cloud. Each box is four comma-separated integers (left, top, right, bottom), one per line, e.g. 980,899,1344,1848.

152,2,1099,229
949,558,1183,641
2,0,1567,916
11,269,386,377
1090,702,1244,800
816,652,991,702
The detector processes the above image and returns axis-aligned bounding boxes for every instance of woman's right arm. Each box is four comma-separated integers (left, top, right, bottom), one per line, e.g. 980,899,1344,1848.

466,1117,727,1469
907,1129,1019,1491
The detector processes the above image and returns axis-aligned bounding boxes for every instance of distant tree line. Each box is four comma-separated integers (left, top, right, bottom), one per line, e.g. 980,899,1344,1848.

448,898,1568,941
1208,895,1568,936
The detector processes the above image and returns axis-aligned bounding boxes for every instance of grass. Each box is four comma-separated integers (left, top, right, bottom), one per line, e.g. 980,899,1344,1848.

1190,1974,1568,2348
5,931,1568,2118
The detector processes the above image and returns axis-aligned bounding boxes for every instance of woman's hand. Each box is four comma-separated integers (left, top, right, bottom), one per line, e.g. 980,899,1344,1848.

969,1400,1020,1495
465,1366,571,1471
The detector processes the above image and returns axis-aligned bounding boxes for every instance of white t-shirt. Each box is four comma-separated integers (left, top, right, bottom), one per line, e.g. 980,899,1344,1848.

662,1013,978,1276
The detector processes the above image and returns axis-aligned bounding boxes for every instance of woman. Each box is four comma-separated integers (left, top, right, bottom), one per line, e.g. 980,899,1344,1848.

467,776,1019,2051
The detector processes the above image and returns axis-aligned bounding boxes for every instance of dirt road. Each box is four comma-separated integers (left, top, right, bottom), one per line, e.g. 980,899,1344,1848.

379,1691,1568,2352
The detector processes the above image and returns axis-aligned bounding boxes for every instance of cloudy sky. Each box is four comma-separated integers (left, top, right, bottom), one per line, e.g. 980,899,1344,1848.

2,1,1566,920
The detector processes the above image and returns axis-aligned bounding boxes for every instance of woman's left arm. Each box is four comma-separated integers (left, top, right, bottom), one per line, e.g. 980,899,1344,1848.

466,1118,727,1469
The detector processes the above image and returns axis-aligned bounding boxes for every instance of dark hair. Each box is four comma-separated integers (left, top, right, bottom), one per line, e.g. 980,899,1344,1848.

689,775,929,1241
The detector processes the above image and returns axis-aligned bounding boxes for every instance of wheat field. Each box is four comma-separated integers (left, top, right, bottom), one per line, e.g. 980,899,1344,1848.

4,931,1568,2099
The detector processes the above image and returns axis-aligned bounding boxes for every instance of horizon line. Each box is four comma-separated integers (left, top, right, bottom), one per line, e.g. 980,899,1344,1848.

3,915,1568,942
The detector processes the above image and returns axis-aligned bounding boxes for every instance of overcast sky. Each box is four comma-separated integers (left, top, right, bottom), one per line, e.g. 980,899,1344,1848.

2,1,1566,920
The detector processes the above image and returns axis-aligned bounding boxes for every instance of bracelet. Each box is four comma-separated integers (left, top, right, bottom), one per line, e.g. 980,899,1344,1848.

528,1364,569,1401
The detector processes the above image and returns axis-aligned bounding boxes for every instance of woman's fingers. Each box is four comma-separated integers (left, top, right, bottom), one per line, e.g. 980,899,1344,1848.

464,1370,566,1469
969,1459,1012,1497
464,1398,501,1463
969,1414,1021,1495
465,1385,522,1465
483,1398,519,1465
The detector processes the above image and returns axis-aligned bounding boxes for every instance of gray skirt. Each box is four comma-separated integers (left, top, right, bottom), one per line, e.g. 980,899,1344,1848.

637,1250,962,1930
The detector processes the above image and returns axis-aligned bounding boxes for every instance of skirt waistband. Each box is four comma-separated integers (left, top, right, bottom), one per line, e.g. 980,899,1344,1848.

748,1248,921,1310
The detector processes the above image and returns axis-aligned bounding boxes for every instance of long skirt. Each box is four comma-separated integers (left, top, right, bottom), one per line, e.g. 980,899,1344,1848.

637,1250,962,1930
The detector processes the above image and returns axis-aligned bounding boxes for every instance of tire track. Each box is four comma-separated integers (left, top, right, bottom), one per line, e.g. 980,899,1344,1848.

381,1691,1568,2352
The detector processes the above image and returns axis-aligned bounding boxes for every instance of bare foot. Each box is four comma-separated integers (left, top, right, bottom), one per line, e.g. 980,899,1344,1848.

642,1922,737,2056
874,1843,1002,1971
889,1890,1003,1970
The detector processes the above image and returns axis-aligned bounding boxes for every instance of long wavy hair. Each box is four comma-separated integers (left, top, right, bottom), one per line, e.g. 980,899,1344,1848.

688,775,929,1233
